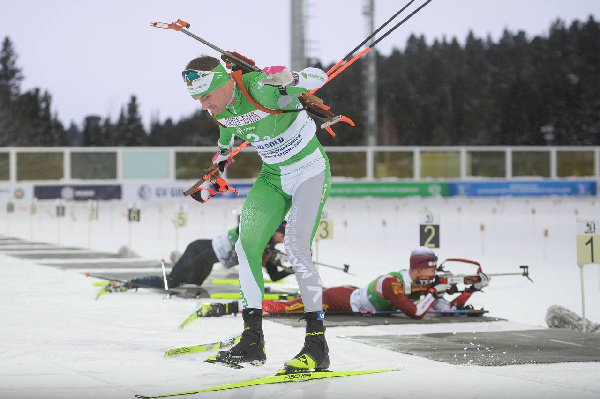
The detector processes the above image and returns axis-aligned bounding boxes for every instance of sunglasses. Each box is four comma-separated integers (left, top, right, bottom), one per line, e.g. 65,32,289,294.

181,69,222,83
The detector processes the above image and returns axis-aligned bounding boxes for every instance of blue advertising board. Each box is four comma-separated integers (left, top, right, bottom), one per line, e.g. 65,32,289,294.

449,181,597,197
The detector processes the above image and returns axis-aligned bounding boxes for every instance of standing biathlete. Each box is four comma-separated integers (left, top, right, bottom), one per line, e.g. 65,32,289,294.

182,55,331,371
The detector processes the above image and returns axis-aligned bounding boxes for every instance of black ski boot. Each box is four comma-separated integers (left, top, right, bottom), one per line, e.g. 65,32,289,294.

283,311,329,372
212,308,266,366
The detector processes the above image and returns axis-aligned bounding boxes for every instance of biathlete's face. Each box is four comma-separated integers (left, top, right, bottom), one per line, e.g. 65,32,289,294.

196,79,233,114
412,267,437,284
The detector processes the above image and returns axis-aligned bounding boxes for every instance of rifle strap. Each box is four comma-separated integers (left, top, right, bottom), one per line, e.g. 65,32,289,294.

231,70,283,115
227,70,349,137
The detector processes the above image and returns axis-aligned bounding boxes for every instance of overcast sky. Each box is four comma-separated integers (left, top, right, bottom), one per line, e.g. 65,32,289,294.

1,0,598,131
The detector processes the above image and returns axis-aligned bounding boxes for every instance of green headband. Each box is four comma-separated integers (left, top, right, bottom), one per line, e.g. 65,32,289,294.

183,63,229,98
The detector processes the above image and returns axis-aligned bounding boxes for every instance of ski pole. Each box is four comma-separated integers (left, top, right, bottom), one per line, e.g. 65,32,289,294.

313,261,352,274
161,258,169,291
270,248,352,274
327,0,416,76
320,0,417,82
312,0,434,93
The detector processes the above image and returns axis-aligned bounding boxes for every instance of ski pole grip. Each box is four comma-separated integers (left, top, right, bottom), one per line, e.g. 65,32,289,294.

149,19,190,31
173,19,190,31
150,22,171,29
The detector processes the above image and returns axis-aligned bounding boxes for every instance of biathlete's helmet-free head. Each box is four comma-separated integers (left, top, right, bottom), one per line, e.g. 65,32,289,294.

409,246,438,270
182,62,229,98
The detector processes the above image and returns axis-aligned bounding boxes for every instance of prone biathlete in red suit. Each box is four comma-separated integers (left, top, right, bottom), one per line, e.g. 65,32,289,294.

255,247,489,318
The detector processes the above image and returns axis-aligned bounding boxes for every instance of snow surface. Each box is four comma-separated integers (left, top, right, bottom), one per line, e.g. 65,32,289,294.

1,196,600,398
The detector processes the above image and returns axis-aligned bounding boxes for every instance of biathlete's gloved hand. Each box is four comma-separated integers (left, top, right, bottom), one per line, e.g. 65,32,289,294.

428,282,451,297
472,272,490,291
261,66,299,88
282,266,295,275
212,148,233,172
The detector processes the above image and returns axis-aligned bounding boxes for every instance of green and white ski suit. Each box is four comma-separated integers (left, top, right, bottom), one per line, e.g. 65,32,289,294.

212,67,330,312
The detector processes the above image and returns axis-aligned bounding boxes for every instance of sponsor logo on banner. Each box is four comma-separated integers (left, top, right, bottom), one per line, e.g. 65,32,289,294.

133,185,187,201
14,188,25,199
0,185,32,201
137,185,153,200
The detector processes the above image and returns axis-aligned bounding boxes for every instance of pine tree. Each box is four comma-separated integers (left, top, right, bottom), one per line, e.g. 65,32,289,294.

13,88,44,146
0,36,24,145
67,122,82,146
1,38,66,146
3,18,600,147
0,37,23,102
115,95,147,146
148,117,171,146
101,117,116,146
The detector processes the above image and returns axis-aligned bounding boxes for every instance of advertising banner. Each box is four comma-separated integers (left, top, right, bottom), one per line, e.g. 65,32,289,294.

330,182,449,198
33,185,122,200
449,181,597,197
122,183,253,202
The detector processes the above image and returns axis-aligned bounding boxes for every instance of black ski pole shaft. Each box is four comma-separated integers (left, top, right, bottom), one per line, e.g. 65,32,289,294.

322,0,434,86
338,0,416,65
314,261,351,274
272,249,351,274
369,0,434,48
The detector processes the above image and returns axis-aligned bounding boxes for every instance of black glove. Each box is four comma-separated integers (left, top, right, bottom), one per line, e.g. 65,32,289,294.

212,149,232,172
